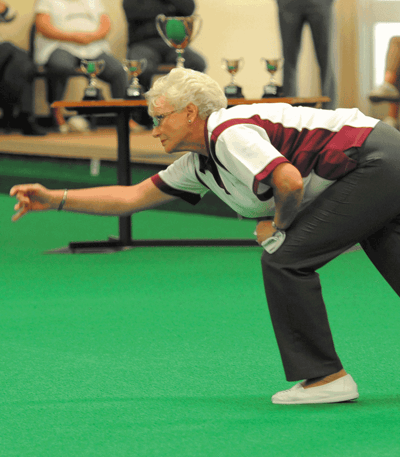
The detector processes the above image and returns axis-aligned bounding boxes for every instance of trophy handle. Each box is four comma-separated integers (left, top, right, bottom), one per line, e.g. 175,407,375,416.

188,15,202,42
155,14,169,47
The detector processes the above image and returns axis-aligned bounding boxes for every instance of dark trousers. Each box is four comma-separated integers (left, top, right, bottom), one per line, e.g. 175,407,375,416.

45,49,127,100
261,121,400,381
276,0,337,109
127,38,206,91
0,42,36,115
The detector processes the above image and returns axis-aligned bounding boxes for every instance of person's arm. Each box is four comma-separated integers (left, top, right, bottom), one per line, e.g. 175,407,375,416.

35,13,107,45
10,178,177,222
256,162,304,244
93,14,111,40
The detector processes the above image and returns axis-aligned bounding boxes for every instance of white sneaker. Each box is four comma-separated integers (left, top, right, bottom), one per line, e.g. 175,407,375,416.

67,115,90,133
271,374,359,405
58,123,69,134
383,116,398,129
369,81,400,103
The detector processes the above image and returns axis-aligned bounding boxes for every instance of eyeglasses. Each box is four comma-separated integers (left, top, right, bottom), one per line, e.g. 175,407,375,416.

152,110,178,128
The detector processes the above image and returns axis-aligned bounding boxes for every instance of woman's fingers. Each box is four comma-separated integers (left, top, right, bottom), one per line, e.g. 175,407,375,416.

11,206,28,222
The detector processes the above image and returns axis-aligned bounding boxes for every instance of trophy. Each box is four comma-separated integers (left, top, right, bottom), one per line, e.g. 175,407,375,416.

80,59,106,100
156,14,202,68
221,58,244,98
261,58,284,98
123,59,147,99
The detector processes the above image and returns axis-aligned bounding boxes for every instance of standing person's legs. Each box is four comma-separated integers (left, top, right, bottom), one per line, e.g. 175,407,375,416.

384,37,400,127
261,122,400,382
370,37,400,105
306,0,337,109
276,0,305,97
384,37,400,86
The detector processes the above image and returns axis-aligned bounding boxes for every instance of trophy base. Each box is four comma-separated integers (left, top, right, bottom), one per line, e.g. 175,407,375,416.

125,86,145,100
224,85,244,99
83,87,104,101
262,85,284,98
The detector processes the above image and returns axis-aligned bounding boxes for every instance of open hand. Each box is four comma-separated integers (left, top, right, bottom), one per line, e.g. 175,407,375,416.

9,183,54,222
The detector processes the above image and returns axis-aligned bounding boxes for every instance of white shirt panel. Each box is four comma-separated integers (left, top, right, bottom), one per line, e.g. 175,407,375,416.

34,0,110,65
212,123,283,192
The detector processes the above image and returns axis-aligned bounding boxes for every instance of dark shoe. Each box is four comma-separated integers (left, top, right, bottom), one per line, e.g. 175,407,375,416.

20,120,47,136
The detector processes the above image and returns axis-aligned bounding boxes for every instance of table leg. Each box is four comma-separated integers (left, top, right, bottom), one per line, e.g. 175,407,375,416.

116,109,133,246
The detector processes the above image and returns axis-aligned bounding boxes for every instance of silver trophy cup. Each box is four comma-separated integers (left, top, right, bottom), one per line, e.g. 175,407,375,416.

123,59,147,99
80,59,106,100
156,14,202,68
261,58,284,98
221,58,245,98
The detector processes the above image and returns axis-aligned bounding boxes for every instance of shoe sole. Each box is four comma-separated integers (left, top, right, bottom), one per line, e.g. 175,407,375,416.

272,392,359,405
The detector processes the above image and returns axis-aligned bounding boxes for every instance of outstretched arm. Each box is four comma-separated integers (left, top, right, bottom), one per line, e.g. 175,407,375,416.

10,178,177,222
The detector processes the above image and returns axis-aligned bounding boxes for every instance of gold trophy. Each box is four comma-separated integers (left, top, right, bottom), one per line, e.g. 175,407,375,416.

80,59,106,100
221,58,245,98
123,59,147,99
155,14,202,68
261,58,284,98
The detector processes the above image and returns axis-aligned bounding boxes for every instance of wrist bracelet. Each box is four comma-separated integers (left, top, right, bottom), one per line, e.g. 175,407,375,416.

58,189,68,211
272,221,285,232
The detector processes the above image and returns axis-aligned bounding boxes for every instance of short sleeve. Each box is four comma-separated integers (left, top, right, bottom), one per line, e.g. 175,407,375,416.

152,153,209,205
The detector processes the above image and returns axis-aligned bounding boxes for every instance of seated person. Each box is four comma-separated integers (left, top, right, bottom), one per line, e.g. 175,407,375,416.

369,36,400,129
122,0,206,92
34,0,127,133
0,2,46,135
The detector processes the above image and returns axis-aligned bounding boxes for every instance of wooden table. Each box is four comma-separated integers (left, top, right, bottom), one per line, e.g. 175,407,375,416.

51,96,330,252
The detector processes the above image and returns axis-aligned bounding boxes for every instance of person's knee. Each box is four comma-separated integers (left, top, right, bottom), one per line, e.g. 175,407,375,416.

46,51,77,76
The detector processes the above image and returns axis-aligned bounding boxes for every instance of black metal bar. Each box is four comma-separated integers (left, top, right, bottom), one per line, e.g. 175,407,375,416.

115,109,132,245
44,238,257,254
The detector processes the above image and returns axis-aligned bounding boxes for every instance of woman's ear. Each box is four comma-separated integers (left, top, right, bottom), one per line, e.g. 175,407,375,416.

186,102,199,123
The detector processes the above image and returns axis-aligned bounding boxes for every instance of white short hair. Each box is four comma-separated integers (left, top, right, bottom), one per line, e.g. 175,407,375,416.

145,68,228,119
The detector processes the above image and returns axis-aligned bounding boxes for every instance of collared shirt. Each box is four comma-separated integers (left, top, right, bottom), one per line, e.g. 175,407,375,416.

151,103,379,219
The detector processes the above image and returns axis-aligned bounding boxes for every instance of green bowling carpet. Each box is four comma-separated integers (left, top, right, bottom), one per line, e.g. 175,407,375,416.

2,184,400,456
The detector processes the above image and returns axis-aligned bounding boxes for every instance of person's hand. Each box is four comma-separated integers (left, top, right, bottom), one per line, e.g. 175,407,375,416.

9,184,55,222
255,220,275,245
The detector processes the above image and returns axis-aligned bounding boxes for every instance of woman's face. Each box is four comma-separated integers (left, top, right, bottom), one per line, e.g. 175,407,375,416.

151,97,192,154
